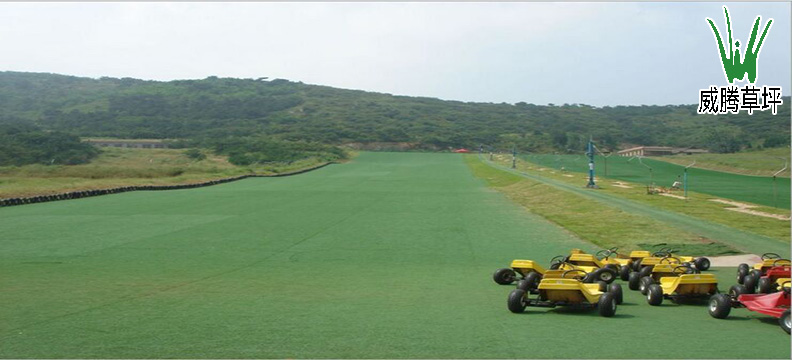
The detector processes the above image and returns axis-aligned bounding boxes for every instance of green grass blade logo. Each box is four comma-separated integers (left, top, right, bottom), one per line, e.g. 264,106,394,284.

698,6,783,115
706,6,772,83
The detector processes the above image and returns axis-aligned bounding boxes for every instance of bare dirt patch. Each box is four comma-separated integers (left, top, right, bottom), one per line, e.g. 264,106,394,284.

709,199,791,221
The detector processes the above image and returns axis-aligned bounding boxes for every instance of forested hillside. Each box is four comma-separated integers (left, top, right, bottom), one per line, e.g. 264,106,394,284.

0,71,789,153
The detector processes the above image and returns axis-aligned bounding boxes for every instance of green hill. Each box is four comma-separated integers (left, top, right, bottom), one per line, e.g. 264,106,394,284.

0,71,789,152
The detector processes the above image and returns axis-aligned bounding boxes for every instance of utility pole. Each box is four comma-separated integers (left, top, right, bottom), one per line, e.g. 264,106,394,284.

511,145,517,169
684,161,695,200
585,138,598,188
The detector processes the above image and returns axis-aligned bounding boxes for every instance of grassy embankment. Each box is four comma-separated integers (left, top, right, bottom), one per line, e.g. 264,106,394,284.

464,155,740,255
0,147,336,198
657,147,791,177
474,153,790,246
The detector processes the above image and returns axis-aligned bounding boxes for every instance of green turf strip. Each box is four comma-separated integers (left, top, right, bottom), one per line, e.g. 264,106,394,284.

523,154,791,209
483,155,789,256
0,152,789,358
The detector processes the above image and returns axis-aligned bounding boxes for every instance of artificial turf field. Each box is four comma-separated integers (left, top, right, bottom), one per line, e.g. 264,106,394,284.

522,154,791,209
0,152,789,358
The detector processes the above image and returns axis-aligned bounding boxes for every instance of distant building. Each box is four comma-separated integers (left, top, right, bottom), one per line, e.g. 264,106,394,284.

83,139,170,149
617,146,708,157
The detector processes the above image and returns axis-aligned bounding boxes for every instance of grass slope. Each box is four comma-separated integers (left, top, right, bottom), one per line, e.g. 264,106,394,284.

0,147,328,198
0,152,789,358
656,148,791,177
522,153,791,209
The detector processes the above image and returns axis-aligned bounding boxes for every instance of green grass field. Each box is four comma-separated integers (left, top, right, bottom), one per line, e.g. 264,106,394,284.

522,154,791,209
658,148,791,177
1,152,789,358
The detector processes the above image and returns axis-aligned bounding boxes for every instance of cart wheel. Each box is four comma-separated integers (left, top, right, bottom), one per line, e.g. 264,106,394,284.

694,257,711,271
743,274,758,294
598,292,617,317
595,268,617,284
780,310,791,334
729,284,747,298
516,279,531,291
757,277,773,294
493,268,517,285
628,272,641,291
632,258,643,272
737,264,749,284
638,265,653,278
639,276,653,295
507,289,527,313
647,284,663,306
608,283,624,305
619,265,631,281
524,272,541,290
596,281,608,292
708,294,732,319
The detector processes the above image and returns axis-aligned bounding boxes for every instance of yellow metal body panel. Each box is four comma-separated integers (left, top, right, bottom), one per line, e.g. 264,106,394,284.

629,250,651,259
568,254,604,268
538,278,602,303
650,264,684,281
510,260,547,275
659,274,718,295
774,277,791,286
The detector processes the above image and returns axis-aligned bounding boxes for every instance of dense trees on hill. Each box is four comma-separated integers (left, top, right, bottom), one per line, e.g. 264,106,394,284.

0,71,789,160
0,123,98,166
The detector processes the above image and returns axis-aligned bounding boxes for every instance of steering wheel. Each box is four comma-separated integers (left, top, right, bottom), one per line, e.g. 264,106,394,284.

660,257,682,265
596,249,614,260
562,269,589,281
762,253,781,260
672,265,698,275
772,259,791,267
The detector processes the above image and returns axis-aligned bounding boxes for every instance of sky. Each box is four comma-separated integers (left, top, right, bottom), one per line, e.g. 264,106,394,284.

0,2,789,107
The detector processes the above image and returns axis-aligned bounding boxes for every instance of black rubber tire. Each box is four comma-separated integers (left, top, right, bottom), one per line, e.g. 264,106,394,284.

758,277,773,294
507,289,527,313
604,264,619,273
595,268,618,284
619,265,631,281
524,272,541,290
708,294,732,319
516,279,532,291
736,266,748,284
729,284,747,298
694,257,711,271
632,258,643,272
639,276,653,295
608,283,624,305
749,269,762,279
743,273,758,294
638,265,653,278
598,292,617,317
647,284,663,306
780,310,791,334
597,281,608,292
493,268,517,285
628,272,641,291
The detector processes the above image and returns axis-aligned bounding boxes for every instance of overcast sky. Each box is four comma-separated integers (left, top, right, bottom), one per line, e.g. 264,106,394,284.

0,2,789,106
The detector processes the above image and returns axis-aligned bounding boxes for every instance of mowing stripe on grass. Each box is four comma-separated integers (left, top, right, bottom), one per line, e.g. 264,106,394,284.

481,154,789,255
0,152,789,359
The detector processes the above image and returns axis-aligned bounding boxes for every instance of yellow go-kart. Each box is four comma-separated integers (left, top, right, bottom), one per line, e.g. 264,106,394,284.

628,256,684,292
507,269,622,317
636,248,711,271
492,249,589,286
645,264,719,306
